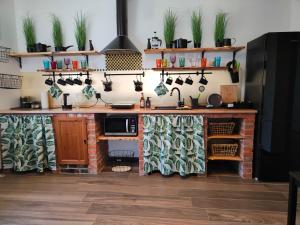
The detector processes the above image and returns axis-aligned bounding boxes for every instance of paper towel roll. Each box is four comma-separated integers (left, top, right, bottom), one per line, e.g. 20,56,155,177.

41,91,49,109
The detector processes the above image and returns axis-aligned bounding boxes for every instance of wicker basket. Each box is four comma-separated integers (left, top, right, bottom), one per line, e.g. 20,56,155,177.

209,122,235,135
211,143,239,157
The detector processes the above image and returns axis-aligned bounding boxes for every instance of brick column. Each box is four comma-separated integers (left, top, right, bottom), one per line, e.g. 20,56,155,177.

138,114,144,175
239,114,256,179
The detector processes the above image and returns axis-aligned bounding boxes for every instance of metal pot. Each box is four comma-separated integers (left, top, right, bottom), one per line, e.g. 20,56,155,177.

35,43,51,52
55,45,73,52
173,38,192,48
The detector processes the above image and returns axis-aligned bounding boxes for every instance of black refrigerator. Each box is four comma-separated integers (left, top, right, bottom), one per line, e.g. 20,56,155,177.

245,32,300,181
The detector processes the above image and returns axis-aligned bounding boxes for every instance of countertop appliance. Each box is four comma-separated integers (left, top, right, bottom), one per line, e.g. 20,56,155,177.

245,32,300,181
110,103,134,109
104,114,138,136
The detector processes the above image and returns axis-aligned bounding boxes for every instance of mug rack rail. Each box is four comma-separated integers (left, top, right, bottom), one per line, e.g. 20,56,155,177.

104,72,145,77
42,71,91,83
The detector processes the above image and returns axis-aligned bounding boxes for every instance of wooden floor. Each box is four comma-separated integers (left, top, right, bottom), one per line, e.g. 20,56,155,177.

0,172,298,225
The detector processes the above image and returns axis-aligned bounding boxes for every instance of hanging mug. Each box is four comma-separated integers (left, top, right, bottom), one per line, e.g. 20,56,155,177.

185,75,193,85
102,76,112,92
199,74,208,85
165,76,173,85
133,75,143,92
175,76,184,85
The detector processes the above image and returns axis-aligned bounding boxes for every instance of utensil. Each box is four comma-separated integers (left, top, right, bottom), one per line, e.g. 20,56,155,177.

185,75,193,85
64,58,71,69
173,38,192,48
175,76,184,85
35,43,51,52
151,31,162,49
223,38,236,47
207,93,223,107
55,45,73,52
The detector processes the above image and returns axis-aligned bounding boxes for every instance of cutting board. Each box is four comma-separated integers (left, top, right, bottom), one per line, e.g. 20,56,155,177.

220,85,239,103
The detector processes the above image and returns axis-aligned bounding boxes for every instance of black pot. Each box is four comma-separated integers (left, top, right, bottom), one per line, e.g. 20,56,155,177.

194,43,201,48
27,45,36,52
215,40,224,47
55,45,73,52
35,43,51,52
78,46,86,51
166,43,173,48
173,38,192,48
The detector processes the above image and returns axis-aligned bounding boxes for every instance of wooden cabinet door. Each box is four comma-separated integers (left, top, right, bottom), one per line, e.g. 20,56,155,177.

54,117,88,165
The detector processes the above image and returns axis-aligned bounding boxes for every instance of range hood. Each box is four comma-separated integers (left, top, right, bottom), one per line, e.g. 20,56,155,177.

101,0,140,54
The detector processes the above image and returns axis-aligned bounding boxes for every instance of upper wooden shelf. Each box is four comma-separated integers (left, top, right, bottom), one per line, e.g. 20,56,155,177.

144,46,245,54
152,67,227,71
9,50,100,58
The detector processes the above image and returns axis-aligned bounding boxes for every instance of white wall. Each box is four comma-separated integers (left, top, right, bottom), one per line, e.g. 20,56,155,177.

13,0,293,107
290,0,300,31
0,0,20,110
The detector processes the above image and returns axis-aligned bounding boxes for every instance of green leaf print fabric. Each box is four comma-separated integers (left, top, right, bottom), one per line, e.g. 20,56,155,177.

0,115,56,172
143,115,205,176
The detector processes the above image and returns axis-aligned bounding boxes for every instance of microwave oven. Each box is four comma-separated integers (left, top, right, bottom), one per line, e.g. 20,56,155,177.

104,114,138,136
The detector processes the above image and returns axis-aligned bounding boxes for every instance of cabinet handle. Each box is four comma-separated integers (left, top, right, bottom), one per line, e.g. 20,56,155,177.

84,140,87,144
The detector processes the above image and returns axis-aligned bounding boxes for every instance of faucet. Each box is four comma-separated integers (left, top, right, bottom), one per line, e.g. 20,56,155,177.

170,87,184,107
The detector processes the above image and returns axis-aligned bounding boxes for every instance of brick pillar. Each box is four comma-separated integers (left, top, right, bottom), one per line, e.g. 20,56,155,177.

138,114,144,175
239,114,256,179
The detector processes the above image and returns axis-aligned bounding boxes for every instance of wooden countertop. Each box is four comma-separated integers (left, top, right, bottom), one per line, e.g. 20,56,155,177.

0,106,257,114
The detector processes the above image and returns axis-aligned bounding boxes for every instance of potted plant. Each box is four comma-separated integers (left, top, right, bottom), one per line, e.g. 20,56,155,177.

191,10,202,48
23,15,36,52
214,11,228,47
52,15,63,51
164,9,177,48
74,12,86,51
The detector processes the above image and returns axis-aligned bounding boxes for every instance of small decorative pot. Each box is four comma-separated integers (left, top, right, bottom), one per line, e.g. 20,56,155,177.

166,43,173,48
194,43,201,48
215,40,224,47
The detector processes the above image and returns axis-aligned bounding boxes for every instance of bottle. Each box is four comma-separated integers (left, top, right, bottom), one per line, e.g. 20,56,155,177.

146,97,151,109
140,93,145,108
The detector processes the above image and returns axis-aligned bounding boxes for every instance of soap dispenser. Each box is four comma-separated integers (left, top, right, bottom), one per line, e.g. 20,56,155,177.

146,97,151,109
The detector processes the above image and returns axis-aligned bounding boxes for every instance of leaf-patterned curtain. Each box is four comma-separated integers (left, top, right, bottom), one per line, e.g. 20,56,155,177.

143,115,205,176
0,115,56,172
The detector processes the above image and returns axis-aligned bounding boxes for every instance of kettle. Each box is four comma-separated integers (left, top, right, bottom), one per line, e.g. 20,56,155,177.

151,32,162,49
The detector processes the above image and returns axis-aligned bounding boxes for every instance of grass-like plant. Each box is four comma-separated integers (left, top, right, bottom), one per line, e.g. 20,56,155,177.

74,12,86,51
214,11,228,44
23,15,36,47
191,10,202,46
164,9,177,48
52,15,63,48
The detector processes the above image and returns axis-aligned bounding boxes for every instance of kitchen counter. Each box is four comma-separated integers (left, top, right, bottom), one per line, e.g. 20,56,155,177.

0,106,257,114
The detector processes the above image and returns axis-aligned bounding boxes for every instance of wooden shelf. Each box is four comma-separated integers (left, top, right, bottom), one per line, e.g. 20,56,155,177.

37,68,97,73
97,135,139,141
207,135,244,139
9,50,100,58
152,67,227,71
144,46,245,54
208,155,242,161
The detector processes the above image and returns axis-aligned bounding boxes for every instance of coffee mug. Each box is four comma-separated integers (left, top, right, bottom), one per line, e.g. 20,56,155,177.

65,77,74,86
201,58,207,68
223,38,236,47
185,75,193,85
45,77,53,86
73,77,83,85
43,60,50,70
199,74,208,85
175,76,184,85
51,61,57,70
57,77,66,86
165,76,173,85
154,82,169,96
156,59,162,68
179,57,185,67
56,60,63,69
72,60,78,70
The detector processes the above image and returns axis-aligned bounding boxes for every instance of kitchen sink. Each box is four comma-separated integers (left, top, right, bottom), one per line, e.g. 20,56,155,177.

153,106,191,110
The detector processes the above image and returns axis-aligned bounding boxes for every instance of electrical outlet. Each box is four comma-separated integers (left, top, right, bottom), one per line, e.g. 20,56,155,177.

95,93,101,99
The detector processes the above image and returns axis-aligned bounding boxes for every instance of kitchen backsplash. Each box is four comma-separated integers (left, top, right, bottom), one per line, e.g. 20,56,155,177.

21,69,241,107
